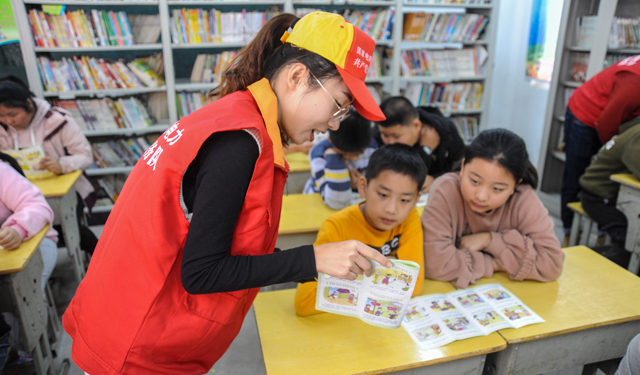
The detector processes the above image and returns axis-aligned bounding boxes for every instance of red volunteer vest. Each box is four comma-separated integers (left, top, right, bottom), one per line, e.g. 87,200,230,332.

568,55,640,127
63,79,289,375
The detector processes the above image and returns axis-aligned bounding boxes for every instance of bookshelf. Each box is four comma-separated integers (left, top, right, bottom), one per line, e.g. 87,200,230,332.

538,0,640,195
10,0,499,216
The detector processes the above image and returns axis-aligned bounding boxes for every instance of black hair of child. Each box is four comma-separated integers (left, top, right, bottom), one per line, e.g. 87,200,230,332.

0,75,36,113
328,108,372,153
376,96,418,128
463,128,539,189
366,143,428,192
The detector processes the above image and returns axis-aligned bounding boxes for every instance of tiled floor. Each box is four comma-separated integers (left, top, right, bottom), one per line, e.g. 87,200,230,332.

40,210,608,375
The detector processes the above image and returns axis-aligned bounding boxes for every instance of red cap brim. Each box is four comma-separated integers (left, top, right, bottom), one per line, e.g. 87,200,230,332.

336,66,385,122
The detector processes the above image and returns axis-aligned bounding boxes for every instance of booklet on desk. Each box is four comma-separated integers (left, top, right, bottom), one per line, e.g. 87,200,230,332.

316,259,421,329
402,283,544,350
4,146,54,179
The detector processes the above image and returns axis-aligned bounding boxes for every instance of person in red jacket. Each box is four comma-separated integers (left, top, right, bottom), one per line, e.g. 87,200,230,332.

62,12,392,375
561,55,640,245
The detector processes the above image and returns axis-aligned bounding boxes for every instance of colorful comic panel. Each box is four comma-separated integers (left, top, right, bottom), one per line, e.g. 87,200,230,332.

322,287,359,307
473,309,505,327
363,298,404,320
442,314,472,332
483,289,511,302
370,268,413,292
428,298,457,312
412,324,444,342
501,305,532,321
456,293,485,308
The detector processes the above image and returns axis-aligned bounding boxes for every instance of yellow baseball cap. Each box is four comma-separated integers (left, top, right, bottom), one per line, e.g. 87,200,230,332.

281,11,385,122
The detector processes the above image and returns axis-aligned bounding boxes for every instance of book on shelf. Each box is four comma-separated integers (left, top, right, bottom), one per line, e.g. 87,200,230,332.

316,259,421,329
170,9,280,45
451,116,478,143
52,97,154,130
37,54,165,93
574,15,597,48
94,175,126,207
28,8,149,48
127,14,161,44
402,12,488,43
604,54,632,69
367,48,383,78
190,51,238,83
402,284,543,350
404,0,490,4
608,17,640,49
3,145,54,179
568,52,588,83
400,46,488,77
405,81,483,112
176,92,215,119
90,137,152,169
342,9,395,41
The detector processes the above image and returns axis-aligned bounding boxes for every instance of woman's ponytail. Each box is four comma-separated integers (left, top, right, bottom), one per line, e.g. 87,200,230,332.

521,159,539,189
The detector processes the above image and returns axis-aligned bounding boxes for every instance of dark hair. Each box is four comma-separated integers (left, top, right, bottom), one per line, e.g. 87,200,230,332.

366,143,428,192
0,152,24,176
376,96,418,128
328,109,372,153
463,128,538,189
0,75,36,113
211,13,339,100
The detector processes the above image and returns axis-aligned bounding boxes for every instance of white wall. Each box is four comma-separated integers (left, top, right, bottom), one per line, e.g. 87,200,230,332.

487,0,564,167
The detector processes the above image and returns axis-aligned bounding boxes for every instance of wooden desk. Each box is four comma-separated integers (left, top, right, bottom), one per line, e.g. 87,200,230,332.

611,173,640,274
480,246,640,375
0,227,54,375
32,170,85,282
285,152,311,194
254,280,506,375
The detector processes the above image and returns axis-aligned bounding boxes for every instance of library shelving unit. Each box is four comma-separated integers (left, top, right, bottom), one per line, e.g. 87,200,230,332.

11,0,499,216
538,0,640,197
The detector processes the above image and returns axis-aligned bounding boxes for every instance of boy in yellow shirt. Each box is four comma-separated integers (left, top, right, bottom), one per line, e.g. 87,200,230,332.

295,143,428,316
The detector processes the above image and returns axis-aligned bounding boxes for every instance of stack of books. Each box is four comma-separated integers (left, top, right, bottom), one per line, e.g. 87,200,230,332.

37,55,165,92
405,81,483,111
609,16,640,49
451,116,478,143
402,12,488,42
52,97,153,130
401,46,487,77
568,52,588,83
170,9,279,44
91,137,152,169
190,51,238,83
127,14,161,44
28,9,145,47
343,9,395,41
177,92,215,119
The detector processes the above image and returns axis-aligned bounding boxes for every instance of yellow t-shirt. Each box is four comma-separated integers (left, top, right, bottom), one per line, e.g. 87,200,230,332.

294,203,425,316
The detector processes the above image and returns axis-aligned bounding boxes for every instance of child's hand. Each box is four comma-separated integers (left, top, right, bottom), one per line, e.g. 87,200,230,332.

348,166,362,190
314,240,392,280
38,157,62,174
459,232,492,252
0,227,22,250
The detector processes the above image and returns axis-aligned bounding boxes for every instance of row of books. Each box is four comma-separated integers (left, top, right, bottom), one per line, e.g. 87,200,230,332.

367,49,383,78
451,116,479,143
128,15,162,45
342,9,395,41
177,91,215,119
402,12,488,43
91,137,152,169
609,17,640,49
400,46,487,77
170,9,279,45
28,9,158,48
37,55,165,92
567,52,588,83
190,51,237,83
404,81,483,111
94,175,125,207
52,97,154,130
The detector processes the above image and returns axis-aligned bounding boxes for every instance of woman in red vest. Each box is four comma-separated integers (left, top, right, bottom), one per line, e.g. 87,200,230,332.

63,11,392,375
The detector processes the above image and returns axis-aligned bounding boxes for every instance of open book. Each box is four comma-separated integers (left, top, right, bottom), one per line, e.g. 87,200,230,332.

316,259,421,329
3,146,54,179
402,284,544,350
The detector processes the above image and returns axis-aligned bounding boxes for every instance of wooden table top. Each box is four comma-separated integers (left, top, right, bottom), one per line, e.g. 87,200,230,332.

611,173,640,190
31,170,82,198
471,246,640,344
285,152,310,173
0,226,49,275
254,280,506,375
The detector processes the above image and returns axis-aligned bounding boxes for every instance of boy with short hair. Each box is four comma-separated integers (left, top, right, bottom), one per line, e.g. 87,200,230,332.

374,96,465,192
304,109,378,210
295,144,428,316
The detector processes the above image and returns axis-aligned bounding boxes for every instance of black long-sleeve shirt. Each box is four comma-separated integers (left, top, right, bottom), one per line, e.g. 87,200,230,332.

180,130,317,294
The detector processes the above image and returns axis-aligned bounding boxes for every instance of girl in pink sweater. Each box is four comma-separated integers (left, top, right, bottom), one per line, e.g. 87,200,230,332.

0,160,58,294
422,129,564,288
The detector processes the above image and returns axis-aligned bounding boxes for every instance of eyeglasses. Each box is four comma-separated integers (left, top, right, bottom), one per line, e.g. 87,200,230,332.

309,71,351,123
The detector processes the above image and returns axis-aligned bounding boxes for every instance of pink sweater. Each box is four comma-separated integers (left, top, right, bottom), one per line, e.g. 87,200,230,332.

0,162,58,242
422,173,564,288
